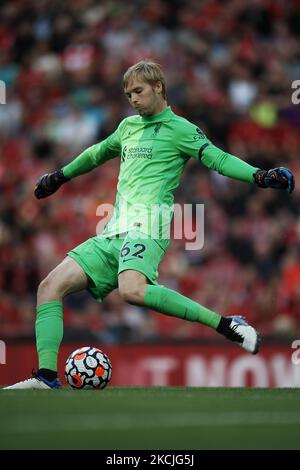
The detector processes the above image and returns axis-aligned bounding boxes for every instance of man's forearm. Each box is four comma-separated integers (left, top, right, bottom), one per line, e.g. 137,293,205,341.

201,144,258,184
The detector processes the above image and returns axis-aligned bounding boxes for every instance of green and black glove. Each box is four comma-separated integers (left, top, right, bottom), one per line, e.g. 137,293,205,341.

34,169,70,199
254,167,295,194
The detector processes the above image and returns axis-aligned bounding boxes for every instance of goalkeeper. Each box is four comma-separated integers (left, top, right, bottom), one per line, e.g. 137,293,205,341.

4,60,295,389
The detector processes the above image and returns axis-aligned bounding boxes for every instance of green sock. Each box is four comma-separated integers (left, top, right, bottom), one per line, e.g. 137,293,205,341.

144,285,221,329
35,302,63,371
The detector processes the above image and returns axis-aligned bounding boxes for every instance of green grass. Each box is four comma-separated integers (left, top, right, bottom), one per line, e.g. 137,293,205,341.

1,387,300,449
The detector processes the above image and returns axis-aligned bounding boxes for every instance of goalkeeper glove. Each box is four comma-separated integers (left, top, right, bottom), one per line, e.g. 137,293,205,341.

34,169,70,199
254,167,295,194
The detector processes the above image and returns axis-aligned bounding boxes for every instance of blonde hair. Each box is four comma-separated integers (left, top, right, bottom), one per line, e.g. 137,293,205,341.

123,60,167,99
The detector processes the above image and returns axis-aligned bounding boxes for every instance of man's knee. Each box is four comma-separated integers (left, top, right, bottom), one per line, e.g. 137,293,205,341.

37,272,62,302
37,257,88,306
37,275,50,296
119,285,144,304
118,271,146,305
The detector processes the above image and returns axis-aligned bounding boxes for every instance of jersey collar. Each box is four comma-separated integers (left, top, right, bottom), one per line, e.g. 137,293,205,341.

140,106,173,122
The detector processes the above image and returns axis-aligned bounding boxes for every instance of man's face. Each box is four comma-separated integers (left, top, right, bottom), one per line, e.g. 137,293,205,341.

124,78,164,116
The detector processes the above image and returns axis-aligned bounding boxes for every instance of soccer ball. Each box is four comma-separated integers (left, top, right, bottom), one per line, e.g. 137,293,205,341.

65,346,112,390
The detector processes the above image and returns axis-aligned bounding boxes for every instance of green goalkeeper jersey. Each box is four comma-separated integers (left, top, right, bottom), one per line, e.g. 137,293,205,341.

63,106,257,239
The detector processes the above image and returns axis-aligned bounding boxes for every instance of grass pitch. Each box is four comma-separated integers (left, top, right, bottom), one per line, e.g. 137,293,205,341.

0,387,299,450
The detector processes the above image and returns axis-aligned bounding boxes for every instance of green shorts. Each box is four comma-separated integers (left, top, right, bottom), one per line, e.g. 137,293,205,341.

68,231,169,302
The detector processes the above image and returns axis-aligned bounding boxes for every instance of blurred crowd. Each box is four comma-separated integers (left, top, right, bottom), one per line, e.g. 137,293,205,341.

1,0,300,343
